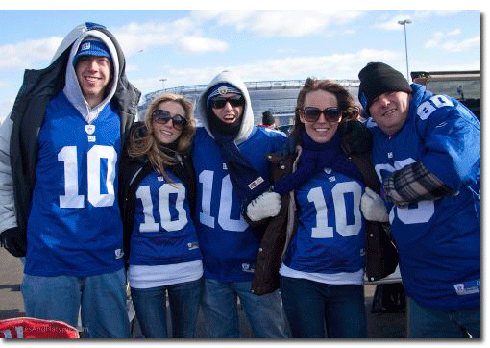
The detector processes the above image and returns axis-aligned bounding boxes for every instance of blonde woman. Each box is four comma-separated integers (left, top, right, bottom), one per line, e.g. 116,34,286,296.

119,93,202,338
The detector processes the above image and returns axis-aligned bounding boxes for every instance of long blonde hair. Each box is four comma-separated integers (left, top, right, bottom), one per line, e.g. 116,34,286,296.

127,93,196,181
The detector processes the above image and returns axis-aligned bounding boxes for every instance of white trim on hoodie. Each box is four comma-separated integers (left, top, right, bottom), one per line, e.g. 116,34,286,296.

62,31,120,124
195,70,255,145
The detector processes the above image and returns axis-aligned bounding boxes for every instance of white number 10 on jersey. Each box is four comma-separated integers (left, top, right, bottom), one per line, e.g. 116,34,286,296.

58,145,117,208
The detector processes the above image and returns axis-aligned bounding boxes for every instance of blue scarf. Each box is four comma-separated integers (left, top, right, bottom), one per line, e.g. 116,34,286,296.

274,131,363,194
214,133,272,210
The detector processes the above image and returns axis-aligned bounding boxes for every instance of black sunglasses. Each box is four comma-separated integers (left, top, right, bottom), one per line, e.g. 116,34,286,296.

211,95,245,109
303,107,342,123
152,110,187,131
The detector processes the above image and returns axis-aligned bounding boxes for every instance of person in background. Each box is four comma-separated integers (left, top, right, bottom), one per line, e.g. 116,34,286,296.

357,61,480,338
0,23,140,337
119,93,202,338
191,70,288,338
259,110,277,129
250,78,369,338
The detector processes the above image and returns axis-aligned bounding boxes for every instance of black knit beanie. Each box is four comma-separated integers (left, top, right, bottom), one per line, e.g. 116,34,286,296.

262,111,275,126
358,62,412,113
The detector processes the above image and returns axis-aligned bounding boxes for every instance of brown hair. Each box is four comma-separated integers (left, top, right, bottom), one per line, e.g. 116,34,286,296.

127,93,196,182
289,78,360,143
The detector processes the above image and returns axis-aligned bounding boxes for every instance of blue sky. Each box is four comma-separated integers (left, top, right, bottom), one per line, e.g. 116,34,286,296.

0,9,481,122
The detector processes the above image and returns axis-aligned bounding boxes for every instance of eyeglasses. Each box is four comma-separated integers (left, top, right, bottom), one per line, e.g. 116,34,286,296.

211,95,245,109
302,107,342,123
152,110,187,131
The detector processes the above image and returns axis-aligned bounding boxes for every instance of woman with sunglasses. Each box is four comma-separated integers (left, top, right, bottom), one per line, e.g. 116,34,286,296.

119,93,202,338
257,78,370,338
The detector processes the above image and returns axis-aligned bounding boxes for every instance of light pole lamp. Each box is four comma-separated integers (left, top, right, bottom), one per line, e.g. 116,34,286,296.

398,19,412,81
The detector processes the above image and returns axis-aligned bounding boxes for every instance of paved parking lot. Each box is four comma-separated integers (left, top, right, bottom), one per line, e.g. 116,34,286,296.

1,247,406,338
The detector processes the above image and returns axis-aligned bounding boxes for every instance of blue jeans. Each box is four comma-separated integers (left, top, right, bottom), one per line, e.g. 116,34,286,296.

407,297,480,338
131,278,202,338
200,278,288,338
22,268,130,338
280,276,367,338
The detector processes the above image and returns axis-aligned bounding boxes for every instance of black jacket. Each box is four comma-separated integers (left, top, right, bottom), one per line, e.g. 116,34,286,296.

118,122,196,264
8,25,140,255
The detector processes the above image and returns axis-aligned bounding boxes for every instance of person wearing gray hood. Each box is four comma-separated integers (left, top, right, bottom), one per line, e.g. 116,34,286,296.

191,70,289,337
0,23,140,337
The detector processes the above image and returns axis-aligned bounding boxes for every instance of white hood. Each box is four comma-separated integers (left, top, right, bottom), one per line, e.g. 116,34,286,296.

195,70,255,144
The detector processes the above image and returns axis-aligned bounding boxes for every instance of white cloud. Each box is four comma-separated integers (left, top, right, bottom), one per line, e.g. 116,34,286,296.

374,14,412,31
110,17,230,57
133,48,402,99
441,37,480,52
177,36,229,54
113,21,193,56
0,37,62,70
193,10,365,37
413,10,461,18
425,30,479,52
374,10,464,32
162,48,400,87
447,29,461,37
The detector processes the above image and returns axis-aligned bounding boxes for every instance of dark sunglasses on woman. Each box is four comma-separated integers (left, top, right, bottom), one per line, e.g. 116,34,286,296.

303,107,342,123
152,110,187,131
211,95,245,109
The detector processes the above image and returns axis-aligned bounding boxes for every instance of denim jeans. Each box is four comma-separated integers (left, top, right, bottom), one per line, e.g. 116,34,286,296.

407,297,480,338
22,268,130,338
280,276,367,338
200,278,288,338
131,278,202,338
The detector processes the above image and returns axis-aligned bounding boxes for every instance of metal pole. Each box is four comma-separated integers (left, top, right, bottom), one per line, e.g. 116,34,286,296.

403,24,409,80
159,78,167,90
398,19,412,81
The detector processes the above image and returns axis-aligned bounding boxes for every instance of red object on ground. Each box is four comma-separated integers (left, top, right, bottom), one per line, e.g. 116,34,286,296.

0,317,79,338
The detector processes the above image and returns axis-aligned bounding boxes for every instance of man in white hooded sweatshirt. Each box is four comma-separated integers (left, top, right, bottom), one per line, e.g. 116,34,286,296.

192,70,289,338
0,23,140,338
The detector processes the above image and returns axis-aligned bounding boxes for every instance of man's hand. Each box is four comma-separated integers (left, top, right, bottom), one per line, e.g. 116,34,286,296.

246,192,281,222
361,187,389,222
0,227,26,257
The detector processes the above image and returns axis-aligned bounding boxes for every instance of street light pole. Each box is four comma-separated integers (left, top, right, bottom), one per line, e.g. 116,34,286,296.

159,78,167,91
398,19,412,81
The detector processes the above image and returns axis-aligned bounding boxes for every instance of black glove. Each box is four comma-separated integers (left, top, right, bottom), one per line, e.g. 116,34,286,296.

0,227,26,257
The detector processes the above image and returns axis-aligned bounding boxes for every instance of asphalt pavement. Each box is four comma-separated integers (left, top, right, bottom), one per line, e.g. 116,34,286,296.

1,246,406,339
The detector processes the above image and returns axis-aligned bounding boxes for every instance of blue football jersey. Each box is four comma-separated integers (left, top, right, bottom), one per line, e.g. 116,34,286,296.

367,84,480,310
283,169,365,274
192,127,287,282
25,92,124,276
129,169,202,266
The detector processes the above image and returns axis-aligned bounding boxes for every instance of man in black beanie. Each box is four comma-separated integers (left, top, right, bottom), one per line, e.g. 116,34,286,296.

358,61,412,135
357,61,480,338
259,110,277,129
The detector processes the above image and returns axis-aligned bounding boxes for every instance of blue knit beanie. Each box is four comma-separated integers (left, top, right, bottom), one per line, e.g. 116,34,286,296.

73,38,111,67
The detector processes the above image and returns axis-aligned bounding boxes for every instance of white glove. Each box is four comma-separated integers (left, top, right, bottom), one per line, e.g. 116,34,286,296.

361,187,389,222
246,192,281,222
